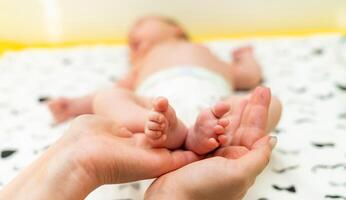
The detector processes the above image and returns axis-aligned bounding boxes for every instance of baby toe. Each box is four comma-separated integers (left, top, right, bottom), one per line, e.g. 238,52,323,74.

207,138,220,150
214,125,225,135
145,129,163,139
147,121,164,131
149,134,168,148
148,111,165,123
218,118,229,127
153,97,169,112
212,102,230,118
218,135,229,145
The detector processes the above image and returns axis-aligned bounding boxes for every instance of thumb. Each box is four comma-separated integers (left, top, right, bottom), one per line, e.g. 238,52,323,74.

239,136,277,177
169,150,202,170
214,146,249,159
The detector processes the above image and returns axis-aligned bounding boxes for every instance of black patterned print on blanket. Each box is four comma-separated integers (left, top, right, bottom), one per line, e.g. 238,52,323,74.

289,87,307,94
325,194,346,200
1,149,17,158
109,75,118,82
272,184,296,193
38,96,51,103
312,48,324,55
329,181,346,187
339,113,346,119
275,148,300,155
316,92,334,100
272,165,299,174
10,109,19,116
312,163,346,173
273,128,283,134
336,83,346,91
311,142,335,148
119,183,140,190
294,117,314,124
62,58,72,66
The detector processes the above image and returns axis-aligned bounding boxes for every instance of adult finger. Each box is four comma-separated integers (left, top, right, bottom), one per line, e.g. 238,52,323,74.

233,87,271,148
110,125,133,138
214,146,249,159
137,149,201,180
169,150,202,170
223,99,248,146
238,136,276,177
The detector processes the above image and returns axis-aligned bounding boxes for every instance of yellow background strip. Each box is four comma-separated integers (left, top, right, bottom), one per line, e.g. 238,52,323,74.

1,28,345,55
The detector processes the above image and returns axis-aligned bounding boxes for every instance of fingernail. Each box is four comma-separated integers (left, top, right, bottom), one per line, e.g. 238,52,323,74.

269,136,277,150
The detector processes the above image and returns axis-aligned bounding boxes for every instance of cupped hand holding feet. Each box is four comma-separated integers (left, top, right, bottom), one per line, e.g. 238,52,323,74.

0,115,199,200
1,87,275,200
145,86,272,156
145,136,277,200
146,86,275,200
65,115,200,184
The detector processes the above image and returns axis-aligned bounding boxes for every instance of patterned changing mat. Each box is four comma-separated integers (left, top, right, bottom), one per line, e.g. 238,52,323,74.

0,35,345,200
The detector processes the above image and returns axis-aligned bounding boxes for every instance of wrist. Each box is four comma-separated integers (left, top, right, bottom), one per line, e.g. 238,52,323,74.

46,135,101,199
42,147,99,199
0,137,99,200
145,176,190,200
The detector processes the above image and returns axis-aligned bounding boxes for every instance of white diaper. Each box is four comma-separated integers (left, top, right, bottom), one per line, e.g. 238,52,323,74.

136,66,232,126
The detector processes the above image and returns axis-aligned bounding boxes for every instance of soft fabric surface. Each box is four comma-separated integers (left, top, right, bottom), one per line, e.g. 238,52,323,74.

0,35,345,200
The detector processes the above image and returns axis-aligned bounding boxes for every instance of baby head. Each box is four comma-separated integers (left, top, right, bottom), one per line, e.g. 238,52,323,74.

128,15,188,63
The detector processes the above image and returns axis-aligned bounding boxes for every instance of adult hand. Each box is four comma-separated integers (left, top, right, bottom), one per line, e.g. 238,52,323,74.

65,115,199,184
145,136,276,200
0,115,199,200
145,86,275,200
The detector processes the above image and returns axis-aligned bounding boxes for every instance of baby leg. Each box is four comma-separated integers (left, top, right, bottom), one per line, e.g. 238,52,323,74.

93,87,152,132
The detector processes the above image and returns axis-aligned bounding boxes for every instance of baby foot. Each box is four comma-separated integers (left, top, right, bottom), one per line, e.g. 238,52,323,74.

145,97,188,149
232,46,260,69
48,97,75,123
185,102,230,155
232,46,253,61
